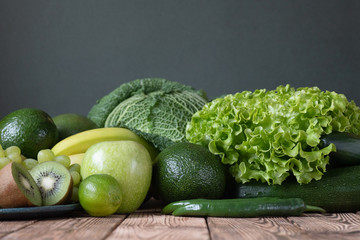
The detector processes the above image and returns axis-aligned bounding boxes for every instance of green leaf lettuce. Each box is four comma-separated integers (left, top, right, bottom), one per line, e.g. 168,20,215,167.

186,85,360,185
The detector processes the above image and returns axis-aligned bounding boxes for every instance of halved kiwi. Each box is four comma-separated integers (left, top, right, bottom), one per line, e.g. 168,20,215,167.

11,162,43,207
0,162,42,208
30,161,73,206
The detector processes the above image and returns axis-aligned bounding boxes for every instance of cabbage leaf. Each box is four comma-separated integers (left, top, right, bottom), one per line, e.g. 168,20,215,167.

186,85,360,185
88,78,208,151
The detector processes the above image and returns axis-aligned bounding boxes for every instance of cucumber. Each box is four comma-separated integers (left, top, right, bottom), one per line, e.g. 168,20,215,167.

321,132,360,167
230,165,360,212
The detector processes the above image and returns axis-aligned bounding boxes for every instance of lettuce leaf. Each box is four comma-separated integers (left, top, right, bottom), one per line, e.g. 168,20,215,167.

186,85,360,185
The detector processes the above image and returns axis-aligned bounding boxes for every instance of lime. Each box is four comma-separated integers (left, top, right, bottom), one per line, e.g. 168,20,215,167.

78,174,123,217
53,113,98,140
0,108,59,159
152,142,228,204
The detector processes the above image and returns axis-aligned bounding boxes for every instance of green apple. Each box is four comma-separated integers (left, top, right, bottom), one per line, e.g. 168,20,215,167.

81,140,152,213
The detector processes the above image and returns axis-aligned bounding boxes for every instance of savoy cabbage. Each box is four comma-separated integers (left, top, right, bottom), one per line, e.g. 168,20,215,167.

88,78,208,151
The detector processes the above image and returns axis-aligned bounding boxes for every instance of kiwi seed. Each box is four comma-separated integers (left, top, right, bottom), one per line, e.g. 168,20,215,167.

30,161,73,206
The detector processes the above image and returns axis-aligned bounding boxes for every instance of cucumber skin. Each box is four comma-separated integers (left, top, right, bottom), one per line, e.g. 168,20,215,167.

321,132,360,167
230,165,360,213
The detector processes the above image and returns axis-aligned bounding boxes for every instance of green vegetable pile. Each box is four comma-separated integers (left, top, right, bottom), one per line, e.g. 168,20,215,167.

88,78,208,151
186,84,360,185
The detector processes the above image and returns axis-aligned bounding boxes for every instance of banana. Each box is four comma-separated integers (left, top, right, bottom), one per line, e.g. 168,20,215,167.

68,153,85,165
51,127,158,160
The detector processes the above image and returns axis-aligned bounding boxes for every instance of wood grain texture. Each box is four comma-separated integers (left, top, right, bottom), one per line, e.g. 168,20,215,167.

0,220,37,238
208,216,302,240
2,201,360,240
107,212,209,240
0,214,126,240
287,213,360,239
208,213,360,240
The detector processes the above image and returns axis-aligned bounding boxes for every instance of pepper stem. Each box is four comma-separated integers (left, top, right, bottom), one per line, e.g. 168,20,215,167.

305,205,326,213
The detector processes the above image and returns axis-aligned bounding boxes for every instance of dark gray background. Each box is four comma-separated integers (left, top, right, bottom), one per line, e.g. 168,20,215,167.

1,0,359,119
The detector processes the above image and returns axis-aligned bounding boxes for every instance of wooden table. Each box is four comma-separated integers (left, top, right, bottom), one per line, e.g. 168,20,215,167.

1,199,360,240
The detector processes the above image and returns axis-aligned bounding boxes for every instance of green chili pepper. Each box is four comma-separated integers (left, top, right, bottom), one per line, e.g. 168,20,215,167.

162,200,195,214
162,197,325,217
161,198,249,214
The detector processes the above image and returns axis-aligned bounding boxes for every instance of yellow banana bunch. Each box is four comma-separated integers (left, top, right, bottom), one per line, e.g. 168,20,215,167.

51,127,158,161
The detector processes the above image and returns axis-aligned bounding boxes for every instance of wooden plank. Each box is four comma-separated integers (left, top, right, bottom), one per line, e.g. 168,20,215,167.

0,220,37,238
107,212,210,240
0,214,127,240
0,220,37,233
287,213,360,240
208,216,303,240
289,213,360,232
2,208,360,240
208,213,360,240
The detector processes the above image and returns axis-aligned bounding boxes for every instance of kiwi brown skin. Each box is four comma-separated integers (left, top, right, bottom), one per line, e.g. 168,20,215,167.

0,163,38,208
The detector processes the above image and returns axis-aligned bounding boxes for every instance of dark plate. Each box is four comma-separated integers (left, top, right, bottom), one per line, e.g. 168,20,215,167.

0,204,83,220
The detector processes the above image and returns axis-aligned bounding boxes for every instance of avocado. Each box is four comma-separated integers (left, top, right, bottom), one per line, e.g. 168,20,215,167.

0,108,59,159
53,113,98,140
152,142,228,204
